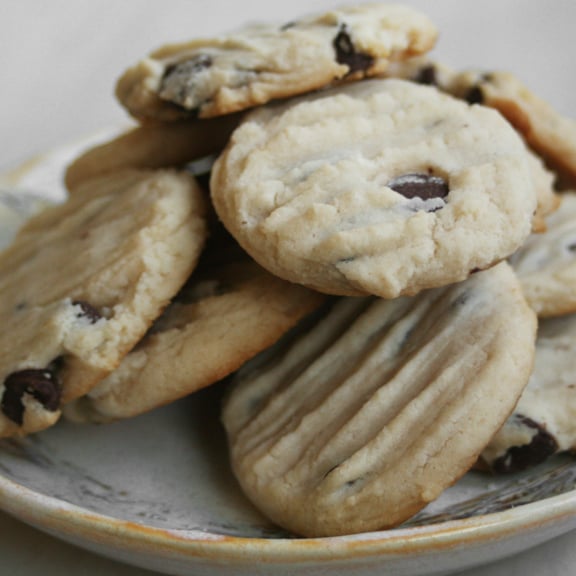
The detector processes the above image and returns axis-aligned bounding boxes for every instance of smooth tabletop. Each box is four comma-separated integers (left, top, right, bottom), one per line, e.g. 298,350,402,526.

1,1,576,574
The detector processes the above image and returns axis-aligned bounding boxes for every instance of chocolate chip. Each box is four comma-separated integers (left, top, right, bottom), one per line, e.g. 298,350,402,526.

72,300,101,323
415,65,438,86
492,415,559,474
567,242,576,252
2,366,62,425
280,20,298,31
333,25,374,75
161,54,213,105
388,173,449,201
466,85,484,105
164,54,213,82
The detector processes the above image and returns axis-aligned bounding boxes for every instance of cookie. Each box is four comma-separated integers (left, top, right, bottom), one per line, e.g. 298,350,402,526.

64,230,325,423
211,78,537,299
0,169,207,437
481,312,576,473
222,262,536,537
115,3,437,121
65,114,240,192
511,192,576,317
440,67,576,189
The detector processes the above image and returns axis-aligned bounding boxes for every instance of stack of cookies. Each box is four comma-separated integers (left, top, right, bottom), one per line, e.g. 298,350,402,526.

2,3,576,537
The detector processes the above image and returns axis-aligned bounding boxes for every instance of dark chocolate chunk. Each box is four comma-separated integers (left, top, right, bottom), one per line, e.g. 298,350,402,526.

72,300,102,323
387,173,449,201
333,25,374,75
491,415,559,474
280,20,298,31
466,85,484,105
161,54,213,105
2,366,62,425
163,54,213,83
415,64,438,86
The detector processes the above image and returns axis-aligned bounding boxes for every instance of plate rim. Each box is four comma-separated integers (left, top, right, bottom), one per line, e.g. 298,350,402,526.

0,468,575,563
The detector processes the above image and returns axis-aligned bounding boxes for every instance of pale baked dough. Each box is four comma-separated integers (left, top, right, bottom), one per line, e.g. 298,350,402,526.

212,78,537,298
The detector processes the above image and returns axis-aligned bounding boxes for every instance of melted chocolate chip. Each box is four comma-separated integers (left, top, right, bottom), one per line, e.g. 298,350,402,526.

72,300,102,323
415,65,438,86
280,20,298,31
388,173,449,201
161,55,213,105
492,415,559,474
466,85,484,105
333,25,374,75
163,54,213,82
2,366,62,425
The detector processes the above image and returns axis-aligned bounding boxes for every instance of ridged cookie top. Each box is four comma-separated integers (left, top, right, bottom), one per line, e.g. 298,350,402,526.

116,3,437,120
222,262,536,536
212,78,537,298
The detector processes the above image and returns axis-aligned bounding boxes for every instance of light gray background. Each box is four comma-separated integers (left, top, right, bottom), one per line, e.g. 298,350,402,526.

1,1,576,574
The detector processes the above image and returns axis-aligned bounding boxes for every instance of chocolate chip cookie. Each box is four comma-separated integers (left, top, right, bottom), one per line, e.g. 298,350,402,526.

0,169,207,437
64,230,325,423
116,3,437,121
222,262,536,536
211,78,537,298
511,192,576,317
481,312,576,473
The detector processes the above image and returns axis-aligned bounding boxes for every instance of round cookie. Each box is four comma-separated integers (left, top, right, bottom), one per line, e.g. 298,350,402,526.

211,78,537,299
222,262,536,537
0,169,208,437
511,192,576,317
64,231,325,423
116,3,437,121
481,312,576,473
65,114,240,193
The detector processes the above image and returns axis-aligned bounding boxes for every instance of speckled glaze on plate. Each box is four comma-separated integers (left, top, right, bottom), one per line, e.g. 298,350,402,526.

0,142,575,576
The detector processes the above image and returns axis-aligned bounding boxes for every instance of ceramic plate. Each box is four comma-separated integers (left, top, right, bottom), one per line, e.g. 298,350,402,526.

0,142,576,576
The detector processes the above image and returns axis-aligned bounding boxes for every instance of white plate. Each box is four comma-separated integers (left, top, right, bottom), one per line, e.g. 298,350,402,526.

0,144,576,576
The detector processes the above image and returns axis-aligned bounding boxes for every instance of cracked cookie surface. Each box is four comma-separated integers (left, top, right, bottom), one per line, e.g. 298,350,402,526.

116,3,437,121
0,169,207,437
211,78,537,298
64,229,324,423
